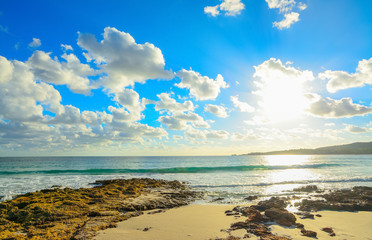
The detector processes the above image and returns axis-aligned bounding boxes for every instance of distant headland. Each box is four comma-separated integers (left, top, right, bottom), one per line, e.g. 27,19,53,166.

242,141,372,155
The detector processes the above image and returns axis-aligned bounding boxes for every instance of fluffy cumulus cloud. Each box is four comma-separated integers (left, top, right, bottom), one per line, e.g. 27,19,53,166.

0,56,63,122
176,69,228,100
27,51,96,95
159,112,209,130
204,0,245,17
273,12,299,29
306,94,372,118
265,0,306,29
113,88,145,121
29,38,41,48
78,27,173,93
204,104,228,118
230,95,255,113
319,57,372,93
155,93,195,113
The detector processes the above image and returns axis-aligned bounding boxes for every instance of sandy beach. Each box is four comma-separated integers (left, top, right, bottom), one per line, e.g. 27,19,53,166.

94,204,372,240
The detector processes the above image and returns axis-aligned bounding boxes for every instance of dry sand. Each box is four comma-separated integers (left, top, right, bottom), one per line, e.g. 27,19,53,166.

94,205,372,240
271,210,372,240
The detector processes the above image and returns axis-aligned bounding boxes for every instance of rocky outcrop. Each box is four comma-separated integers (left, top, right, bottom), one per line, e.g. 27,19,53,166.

264,208,296,227
297,186,372,212
0,178,202,240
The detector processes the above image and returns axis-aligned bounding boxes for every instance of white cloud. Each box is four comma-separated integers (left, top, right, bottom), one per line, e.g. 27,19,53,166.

113,88,145,121
265,0,295,12
27,51,96,95
61,44,73,51
345,125,371,133
159,112,209,130
49,105,110,126
230,95,254,112
204,104,228,118
29,38,41,48
231,131,258,141
298,2,307,10
185,127,229,140
155,93,195,113
204,0,244,17
306,94,372,118
173,135,183,140
273,12,299,29
176,69,228,100
319,57,372,93
78,27,173,93
265,0,305,29
204,6,220,17
0,56,63,122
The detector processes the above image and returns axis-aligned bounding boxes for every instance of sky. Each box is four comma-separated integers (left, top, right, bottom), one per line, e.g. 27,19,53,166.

0,0,372,156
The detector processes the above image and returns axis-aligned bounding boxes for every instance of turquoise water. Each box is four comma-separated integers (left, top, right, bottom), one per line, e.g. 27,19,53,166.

1,155,372,202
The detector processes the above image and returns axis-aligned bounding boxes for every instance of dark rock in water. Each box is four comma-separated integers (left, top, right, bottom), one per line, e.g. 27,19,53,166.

301,229,317,237
211,197,225,202
245,196,258,201
264,208,296,227
293,185,318,192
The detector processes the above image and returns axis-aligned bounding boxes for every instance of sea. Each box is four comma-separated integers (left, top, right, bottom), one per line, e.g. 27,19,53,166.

1,155,372,203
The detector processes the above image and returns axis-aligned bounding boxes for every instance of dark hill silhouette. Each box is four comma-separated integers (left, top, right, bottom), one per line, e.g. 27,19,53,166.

245,141,372,155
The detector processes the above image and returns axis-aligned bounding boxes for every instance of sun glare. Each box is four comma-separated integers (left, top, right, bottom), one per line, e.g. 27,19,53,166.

253,58,314,122
263,155,310,166
261,78,308,121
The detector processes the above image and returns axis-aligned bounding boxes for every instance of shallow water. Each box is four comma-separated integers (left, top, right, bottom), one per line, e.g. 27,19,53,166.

1,155,372,202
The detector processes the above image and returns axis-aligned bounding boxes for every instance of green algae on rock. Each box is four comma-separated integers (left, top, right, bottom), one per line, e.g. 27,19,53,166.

0,178,202,240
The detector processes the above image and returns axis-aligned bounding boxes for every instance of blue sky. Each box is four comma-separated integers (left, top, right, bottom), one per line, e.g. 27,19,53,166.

0,0,372,156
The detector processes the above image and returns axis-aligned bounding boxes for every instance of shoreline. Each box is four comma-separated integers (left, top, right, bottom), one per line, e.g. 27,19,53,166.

1,179,372,239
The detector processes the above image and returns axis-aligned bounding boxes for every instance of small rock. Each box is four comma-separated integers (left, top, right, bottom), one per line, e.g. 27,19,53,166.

143,227,151,231
321,227,333,233
295,223,304,229
244,196,258,201
296,212,314,219
301,229,317,237
147,209,165,214
315,214,322,217
293,185,318,193
212,197,225,202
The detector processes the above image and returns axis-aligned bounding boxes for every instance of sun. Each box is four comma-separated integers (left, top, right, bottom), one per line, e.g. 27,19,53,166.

253,58,313,122
261,76,308,121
